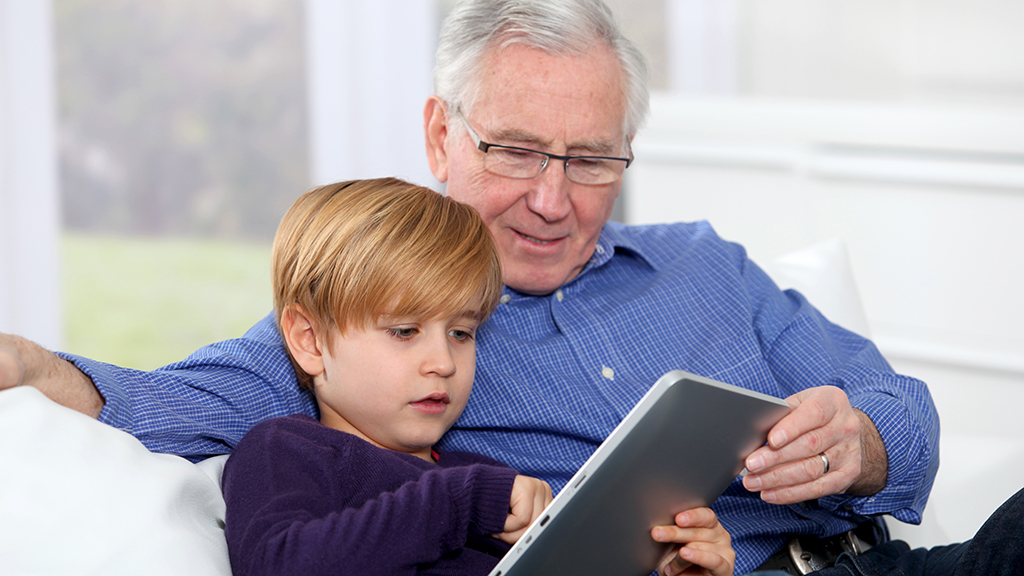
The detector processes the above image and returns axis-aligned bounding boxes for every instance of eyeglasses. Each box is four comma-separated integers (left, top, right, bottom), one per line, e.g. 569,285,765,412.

456,111,632,186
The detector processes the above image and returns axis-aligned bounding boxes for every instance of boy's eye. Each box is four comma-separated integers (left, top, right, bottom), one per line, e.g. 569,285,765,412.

448,329,474,342
387,327,418,339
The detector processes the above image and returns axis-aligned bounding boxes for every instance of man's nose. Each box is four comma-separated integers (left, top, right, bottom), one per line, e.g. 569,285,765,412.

525,160,573,222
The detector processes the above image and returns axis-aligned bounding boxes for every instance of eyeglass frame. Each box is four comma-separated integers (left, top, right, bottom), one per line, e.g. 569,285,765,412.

454,110,633,185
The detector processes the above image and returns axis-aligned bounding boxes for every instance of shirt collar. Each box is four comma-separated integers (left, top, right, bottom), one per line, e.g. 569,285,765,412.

587,221,658,272
500,222,658,300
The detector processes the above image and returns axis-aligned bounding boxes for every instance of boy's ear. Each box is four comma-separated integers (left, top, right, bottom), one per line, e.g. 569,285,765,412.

280,305,326,377
424,95,451,183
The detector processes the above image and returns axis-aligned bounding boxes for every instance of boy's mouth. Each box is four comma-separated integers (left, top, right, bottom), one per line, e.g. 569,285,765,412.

410,392,450,414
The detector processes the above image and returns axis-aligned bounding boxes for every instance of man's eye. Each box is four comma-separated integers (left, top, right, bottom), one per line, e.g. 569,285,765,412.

569,157,606,172
387,327,418,339
493,148,539,165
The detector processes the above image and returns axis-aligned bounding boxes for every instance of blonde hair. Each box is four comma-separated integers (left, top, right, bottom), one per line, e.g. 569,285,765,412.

272,177,503,389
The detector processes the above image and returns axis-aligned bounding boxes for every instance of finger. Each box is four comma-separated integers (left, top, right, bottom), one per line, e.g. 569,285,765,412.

747,454,858,505
658,549,692,576
677,543,732,576
493,526,526,545
503,514,527,534
652,524,724,545
672,507,720,529
765,387,845,450
744,409,862,496
746,398,860,474
746,435,851,485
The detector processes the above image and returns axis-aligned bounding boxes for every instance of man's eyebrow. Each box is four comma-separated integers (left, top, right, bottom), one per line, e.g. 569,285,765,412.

488,126,618,155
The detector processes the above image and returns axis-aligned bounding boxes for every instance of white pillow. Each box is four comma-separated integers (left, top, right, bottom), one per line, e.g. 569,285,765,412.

0,387,231,576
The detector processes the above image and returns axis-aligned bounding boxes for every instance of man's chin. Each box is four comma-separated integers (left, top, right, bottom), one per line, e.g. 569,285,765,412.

503,267,580,296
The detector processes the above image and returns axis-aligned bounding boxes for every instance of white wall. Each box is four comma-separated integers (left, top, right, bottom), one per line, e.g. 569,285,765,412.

304,0,438,189
0,0,62,350
625,93,1024,546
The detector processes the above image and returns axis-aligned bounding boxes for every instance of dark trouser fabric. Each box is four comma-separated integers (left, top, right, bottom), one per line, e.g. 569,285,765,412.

747,486,1024,576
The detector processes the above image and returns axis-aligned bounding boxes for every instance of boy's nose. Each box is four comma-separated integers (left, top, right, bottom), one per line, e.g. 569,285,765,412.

421,337,456,378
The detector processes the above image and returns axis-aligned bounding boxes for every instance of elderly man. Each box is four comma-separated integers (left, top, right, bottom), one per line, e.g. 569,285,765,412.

1,1,937,573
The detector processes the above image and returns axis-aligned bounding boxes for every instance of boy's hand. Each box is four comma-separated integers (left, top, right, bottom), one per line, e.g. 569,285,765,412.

494,475,552,544
651,507,735,576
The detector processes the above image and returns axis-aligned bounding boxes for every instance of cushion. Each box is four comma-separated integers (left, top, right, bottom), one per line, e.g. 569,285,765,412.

0,387,230,575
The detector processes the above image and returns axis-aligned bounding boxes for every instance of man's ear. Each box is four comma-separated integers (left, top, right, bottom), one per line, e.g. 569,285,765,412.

424,95,451,183
280,305,326,378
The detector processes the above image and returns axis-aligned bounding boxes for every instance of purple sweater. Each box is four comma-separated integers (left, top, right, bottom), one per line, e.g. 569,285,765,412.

222,415,517,576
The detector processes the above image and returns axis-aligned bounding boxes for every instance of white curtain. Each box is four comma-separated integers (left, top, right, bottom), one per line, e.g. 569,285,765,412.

0,0,61,350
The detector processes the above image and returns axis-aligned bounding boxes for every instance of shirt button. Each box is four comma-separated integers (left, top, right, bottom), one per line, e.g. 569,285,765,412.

499,294,511,304
601,366,614,380
596,245,605,254
555,289,564,302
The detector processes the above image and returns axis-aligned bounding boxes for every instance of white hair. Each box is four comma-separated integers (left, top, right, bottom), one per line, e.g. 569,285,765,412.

434,0,650,140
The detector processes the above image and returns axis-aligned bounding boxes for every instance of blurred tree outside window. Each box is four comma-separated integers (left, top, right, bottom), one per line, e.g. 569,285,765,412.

55,0,309,369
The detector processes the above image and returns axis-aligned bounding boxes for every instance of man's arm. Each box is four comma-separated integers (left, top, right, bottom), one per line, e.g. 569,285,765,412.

0,334,104,417
735,252,938,517
3,314,317,459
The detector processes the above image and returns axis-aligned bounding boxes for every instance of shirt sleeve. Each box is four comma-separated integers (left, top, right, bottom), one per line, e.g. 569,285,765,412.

223,421,517,576
743,255,939,523
55,313,317,461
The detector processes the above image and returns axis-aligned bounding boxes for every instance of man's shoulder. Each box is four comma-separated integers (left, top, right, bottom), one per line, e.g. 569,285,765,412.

603,220,742,267
161,312,288,369
605,219,722,246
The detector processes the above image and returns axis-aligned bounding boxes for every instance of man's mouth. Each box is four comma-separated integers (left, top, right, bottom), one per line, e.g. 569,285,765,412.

516,230,559,245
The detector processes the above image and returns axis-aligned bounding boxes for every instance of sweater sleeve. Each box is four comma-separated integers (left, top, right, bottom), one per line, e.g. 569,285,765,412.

223,418,517,576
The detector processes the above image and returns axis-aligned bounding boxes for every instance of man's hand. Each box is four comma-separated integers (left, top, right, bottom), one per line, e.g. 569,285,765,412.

651,507,735,576
0,334,104,417
495,475,553,544
0,337,26,388
741,386,887,505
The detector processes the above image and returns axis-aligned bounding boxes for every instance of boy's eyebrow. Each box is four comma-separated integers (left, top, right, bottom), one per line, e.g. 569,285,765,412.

454,308,487,323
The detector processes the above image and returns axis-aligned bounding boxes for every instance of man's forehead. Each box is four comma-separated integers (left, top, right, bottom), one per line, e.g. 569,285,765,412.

471,44,627,151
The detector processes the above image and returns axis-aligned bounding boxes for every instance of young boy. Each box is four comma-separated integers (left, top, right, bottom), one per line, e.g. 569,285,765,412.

221,177,735,576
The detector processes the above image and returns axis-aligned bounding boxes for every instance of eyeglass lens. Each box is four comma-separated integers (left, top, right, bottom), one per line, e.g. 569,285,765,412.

483,148,625,185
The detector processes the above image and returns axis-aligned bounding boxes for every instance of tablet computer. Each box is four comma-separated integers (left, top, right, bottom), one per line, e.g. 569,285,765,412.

487,370,791,576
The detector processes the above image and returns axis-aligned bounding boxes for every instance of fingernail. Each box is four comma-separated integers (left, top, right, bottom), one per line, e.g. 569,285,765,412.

770,430,788,447
761,490,777,503
652,527,664,541
744,475,762,490
746,454,765,472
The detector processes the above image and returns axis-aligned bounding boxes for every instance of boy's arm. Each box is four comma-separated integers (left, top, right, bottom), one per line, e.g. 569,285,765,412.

0,334,104,417
224,425,519,576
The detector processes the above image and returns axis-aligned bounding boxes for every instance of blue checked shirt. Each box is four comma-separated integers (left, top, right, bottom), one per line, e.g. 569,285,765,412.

62,220,938,573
